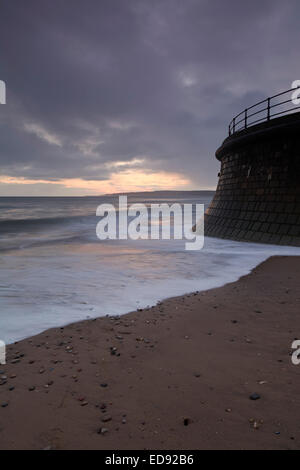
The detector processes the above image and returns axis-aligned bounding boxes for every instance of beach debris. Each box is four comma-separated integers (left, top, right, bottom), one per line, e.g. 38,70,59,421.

28,386,36,391
258,380,267,385
183,417,191,426
8,386,15,391
110,346,120,356
101,415,112,423
225,408,232,413
80,401,88,406
249,393,260,400
97,427,108,435
1,402,9,408
122,418,127,424
249,418,263,429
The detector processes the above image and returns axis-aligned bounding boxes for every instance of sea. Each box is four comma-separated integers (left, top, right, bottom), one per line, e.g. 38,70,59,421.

1,191,299,344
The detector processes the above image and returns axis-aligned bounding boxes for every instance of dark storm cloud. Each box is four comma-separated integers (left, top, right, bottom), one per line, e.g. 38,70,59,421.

0,0,299,192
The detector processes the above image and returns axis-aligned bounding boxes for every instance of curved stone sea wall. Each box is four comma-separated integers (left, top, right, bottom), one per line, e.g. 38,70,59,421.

205,113,300,246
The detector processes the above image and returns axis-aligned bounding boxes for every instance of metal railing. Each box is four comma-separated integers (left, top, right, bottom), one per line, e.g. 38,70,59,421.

228,87,300,136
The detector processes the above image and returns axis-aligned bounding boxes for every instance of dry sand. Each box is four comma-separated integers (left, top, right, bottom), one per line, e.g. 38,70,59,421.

0,255,300,450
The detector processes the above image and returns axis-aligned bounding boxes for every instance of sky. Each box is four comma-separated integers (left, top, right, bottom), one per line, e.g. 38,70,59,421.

0,0,299,196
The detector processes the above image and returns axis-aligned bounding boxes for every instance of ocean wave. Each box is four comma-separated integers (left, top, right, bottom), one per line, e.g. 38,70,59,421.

0,214,97,234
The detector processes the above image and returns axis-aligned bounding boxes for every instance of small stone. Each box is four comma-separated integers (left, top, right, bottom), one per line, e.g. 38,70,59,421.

101,415,112,422
97,427,108,435
1,402,8,408
8,386,15,391
100,383,108,388
28,386,36,391
225,408,232,413
183,417,191,426
249,393,260,400
80,401,88,406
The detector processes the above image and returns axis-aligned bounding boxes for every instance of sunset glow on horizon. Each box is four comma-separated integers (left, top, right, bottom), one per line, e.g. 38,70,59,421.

0,169,195,196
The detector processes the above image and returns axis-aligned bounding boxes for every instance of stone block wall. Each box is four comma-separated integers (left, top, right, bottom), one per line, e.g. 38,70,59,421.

205,115,300,246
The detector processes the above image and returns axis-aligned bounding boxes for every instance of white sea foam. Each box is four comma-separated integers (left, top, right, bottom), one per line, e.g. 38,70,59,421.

0,194,299,344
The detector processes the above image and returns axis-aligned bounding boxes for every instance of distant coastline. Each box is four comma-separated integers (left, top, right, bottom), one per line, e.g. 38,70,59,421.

0,189,216,198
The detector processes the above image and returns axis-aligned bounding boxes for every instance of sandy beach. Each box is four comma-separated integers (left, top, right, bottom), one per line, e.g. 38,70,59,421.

0,255,299,450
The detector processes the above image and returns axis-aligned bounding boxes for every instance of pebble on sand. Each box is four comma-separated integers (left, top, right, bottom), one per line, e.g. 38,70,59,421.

97,427,108,435
249,393,261,400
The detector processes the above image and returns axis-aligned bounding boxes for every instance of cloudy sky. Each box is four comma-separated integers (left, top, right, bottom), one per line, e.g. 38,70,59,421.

0,0,299,195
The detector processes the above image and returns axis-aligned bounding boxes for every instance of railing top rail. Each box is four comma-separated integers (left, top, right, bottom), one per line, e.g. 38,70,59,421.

228,86,300,136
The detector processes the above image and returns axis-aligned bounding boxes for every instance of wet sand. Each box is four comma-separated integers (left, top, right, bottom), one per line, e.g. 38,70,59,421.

0,255,300,450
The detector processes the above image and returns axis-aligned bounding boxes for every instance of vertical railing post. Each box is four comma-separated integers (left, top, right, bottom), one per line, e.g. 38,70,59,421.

228,124,231,136
267,97,270,121
233,117,235,133
244,108,247,129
